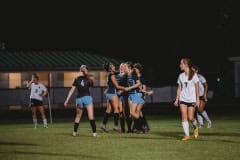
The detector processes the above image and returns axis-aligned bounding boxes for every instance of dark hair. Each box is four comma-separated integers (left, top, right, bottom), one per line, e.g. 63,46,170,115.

103,62,114,72
192,65,200,72
33,74,39,80
133,62,143,73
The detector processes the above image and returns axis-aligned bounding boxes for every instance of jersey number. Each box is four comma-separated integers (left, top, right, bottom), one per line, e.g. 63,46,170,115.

80,80,85,86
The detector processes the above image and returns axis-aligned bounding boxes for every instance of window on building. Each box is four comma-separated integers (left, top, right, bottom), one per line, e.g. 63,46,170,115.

64,72,79,87
9,73,21,89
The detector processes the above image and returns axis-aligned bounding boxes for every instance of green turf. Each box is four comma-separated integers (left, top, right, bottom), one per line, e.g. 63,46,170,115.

0,115,240,160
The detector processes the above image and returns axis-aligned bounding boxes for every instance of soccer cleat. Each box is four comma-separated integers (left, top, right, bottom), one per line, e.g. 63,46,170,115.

198,124,204,128
100,124,109,133
44,124,48,128
113,126,121,132
182,136,191,141
207,121,212,128
72,131,77,137
93,133,100,137
193,128,199,139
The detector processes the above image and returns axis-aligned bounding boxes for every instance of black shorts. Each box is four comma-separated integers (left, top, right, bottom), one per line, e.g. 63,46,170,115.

199,96,207,102
30,99,43,107
179,101,195,107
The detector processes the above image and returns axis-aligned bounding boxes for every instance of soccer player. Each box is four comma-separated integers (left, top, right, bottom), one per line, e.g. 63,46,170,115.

64,65,98,137
100,62,127,132
174,58,200,141
26,74,48,128
192,65,212,128
115,62,128,132
125,61,145,133
133,62,153,132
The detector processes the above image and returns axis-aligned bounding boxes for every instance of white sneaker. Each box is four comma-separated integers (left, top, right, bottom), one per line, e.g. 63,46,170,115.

93,133,100,137
73,131,78,137
44,124,48,128
207,121,212,128
198,124,204,128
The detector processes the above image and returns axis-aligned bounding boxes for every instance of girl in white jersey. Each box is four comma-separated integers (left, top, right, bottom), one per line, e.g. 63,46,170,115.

174,58,200,141
26,74,48,128
192,65,212,128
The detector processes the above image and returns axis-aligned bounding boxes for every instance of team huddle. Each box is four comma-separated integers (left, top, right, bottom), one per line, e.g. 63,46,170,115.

27,58,212,140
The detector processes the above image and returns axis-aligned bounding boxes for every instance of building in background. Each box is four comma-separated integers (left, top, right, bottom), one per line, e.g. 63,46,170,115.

0,51,121,89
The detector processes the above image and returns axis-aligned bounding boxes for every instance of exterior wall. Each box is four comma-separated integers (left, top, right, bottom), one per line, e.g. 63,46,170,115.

0,73,9,88
0,70,107,89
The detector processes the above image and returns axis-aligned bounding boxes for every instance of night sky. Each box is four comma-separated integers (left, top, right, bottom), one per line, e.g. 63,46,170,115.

0,1,239,87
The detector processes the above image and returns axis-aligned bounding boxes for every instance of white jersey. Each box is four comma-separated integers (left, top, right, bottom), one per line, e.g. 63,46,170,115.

197,74,206,96
177,72,199,103
29,83,47,101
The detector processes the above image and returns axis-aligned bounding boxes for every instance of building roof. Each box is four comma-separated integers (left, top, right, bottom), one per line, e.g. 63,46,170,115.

0,50,121,71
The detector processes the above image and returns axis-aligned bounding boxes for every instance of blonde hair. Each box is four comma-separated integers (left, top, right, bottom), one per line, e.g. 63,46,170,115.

80,65,89,75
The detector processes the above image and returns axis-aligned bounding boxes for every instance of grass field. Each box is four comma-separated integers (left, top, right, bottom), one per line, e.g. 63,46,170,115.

0,114,240,160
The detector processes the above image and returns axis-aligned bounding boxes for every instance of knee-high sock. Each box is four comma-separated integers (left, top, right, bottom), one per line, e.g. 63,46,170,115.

90,120,96,133
33,118,38,126
182,121,189,136
197,112,204,125
74,122,79,132
191,119,198,129
102,112,110,125
126,116,132,131
113,113,119,127
119,112,125,132
43,118,48,126
201,110,211,123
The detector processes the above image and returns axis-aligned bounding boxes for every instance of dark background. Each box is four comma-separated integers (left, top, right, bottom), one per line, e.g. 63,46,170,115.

0,1,239,95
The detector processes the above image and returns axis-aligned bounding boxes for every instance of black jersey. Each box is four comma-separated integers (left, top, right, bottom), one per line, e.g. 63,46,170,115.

127,74,140,94
72,76,92,98
107,73,117,94
115,73,128,87
139,75,146,90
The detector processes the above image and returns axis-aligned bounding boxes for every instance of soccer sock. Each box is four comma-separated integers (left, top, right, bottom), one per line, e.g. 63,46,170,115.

182,121,189,136
33,118,38,127
90,120,97,133
132,119,137,131
119,112,125,132
102,112,110,125
126,116,132,131
197,113,204,125
191,119,198,129
43,118,48,126
139,117,144,131
142,116,147,126
74,122,79,132
113,113,119,127
201,110,211,123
